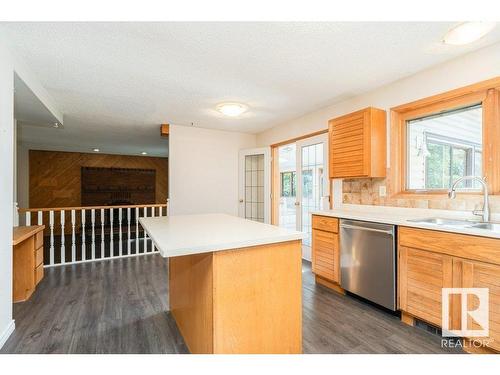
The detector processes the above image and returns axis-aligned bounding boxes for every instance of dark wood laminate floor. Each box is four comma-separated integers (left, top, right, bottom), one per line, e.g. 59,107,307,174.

1,255,461,354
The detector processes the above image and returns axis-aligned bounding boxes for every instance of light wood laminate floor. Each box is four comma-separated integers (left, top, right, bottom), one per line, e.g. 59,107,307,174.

1,255,460,354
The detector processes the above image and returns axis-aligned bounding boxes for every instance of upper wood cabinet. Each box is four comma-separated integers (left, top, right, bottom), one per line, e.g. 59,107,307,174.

328,107,386,179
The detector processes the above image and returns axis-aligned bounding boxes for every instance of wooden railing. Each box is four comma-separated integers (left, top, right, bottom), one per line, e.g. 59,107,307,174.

18,203,168,267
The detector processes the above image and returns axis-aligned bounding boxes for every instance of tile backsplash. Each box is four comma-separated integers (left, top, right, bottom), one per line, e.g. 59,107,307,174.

341,169,500,213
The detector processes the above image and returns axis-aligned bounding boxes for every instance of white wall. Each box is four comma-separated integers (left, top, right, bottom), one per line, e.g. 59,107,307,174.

257,42,500,157
0,43,15,349
169,125,256,216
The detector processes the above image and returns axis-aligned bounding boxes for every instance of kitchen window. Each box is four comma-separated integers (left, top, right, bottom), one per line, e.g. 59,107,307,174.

406,105,483,191
390,79,500,196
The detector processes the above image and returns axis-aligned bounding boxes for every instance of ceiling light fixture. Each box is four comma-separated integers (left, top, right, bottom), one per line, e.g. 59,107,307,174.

443,22,496,45
92,148,100,152
53,122,59,128
216,102,248,117
141,151,148,155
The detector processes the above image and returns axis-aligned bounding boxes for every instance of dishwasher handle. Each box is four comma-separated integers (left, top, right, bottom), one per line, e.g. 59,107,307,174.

340,223,394,235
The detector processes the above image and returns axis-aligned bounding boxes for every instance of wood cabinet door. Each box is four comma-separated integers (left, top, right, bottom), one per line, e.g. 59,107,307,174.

329,110,367,178
312,229,339,283
458,260,500,351
399,246,453,327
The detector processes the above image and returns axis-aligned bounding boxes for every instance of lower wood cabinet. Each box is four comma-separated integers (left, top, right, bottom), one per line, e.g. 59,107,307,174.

398,226,500,353
399,246,452,327
455,259,500,351
13,226,45,303
311,215,341,290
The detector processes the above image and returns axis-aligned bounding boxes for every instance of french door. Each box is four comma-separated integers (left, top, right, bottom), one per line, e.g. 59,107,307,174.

238,148,271,223
277,134,329,259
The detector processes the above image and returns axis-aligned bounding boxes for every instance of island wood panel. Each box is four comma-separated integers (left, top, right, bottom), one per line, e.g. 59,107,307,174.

28,150,168,209
168,240,302,354
212,240,302,354
169,252,214,354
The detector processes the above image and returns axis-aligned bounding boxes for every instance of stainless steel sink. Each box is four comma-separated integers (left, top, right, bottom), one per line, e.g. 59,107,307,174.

407,217,500,233
407,217,475,227
469,222,500,232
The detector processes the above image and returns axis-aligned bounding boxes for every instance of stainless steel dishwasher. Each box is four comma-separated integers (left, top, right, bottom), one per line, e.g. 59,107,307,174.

339,219,396,311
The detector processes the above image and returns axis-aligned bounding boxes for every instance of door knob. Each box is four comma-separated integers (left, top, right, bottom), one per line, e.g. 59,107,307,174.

239,199,244,203
294,202,300,206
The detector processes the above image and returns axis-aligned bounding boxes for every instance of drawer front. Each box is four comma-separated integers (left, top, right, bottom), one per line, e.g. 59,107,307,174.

312,229,339,283
35,264,44,285
35,247,44,267
399,246,452,327
35,230,43,249
399,227,500,266
312,215,338,233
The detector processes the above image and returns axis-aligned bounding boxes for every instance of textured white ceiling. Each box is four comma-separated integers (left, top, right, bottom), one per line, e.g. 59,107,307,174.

2,22,500,157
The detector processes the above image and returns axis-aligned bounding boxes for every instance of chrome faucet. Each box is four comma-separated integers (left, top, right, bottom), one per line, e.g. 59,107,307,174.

448,176,490,222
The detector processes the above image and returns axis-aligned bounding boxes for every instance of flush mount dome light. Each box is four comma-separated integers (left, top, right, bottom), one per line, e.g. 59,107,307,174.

92,148,100,152
443,22,496,45
216,102,248,117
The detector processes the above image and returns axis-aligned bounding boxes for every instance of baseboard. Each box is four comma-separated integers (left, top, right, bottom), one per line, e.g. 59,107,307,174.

0,319,15,350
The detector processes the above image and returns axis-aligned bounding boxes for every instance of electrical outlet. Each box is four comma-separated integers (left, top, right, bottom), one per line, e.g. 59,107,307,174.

379,185,387,197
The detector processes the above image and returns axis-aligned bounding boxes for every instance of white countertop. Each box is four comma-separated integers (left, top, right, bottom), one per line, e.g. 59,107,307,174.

139,213,305,258
312,204,500,239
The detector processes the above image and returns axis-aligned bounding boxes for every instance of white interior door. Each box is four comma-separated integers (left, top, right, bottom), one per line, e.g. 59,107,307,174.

238,148,271,223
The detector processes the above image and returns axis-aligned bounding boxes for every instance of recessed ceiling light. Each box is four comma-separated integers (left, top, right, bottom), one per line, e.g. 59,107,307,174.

53,122,59,128
216,102,248,117
92,148,100,152
141,151,148,155
443,22,496,45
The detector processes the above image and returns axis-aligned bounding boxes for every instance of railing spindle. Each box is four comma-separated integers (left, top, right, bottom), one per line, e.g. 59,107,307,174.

81,209,86,261
25,211,31,226
135,207,139,254
110,208,114,257
118,207,123,257
60,210,65,265
71,209,76,263
143,207,148,252
37,210,42,225
91,209,96,260
101,208,105,259
127,207,131,255
49,210,55,266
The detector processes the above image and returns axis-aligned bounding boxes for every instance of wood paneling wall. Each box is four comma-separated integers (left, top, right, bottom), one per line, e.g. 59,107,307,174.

28,150,168,209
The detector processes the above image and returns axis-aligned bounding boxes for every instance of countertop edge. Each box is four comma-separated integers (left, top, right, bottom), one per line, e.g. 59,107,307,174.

140,216,305,258
13,225,45,246
311,210,500,240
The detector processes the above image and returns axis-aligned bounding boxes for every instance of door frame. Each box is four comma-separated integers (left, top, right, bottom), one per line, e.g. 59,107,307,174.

238,147,271,223
270,129,328,225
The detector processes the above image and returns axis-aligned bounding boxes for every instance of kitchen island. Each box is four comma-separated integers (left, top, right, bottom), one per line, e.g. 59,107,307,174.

139,213,304,354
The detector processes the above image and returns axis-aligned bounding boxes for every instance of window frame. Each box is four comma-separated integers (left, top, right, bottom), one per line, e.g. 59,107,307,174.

390,77,500,198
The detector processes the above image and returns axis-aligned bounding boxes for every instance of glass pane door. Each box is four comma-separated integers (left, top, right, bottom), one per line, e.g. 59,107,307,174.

244,154,265,222
300,142,326,246
239,148,271,223
277,143,297,231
